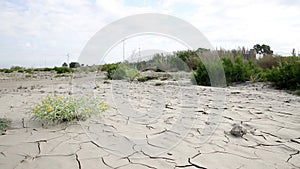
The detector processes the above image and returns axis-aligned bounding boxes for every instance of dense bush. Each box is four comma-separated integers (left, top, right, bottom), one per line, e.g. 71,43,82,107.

101,63,139,81
0,118,11,131
69,62,80,68
32,95,107,122
256,55,279,70
265,57,300,90
193,56,263,86
193,60,210,86
100,63,120,72
53,67,74,74
34,67,53,72
111,64,139,81
4,69,13,73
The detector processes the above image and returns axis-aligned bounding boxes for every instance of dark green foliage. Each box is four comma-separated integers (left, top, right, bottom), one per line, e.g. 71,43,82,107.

62,62,68,67
176,50,200,70
221,56,263,84
137,73,172,82
3,66,25,73
53,67,74,74
4,69,13,73
253,44,273,55
0,118,11,131
265,57,300,90
102,63,139,81
101,63,120,79
69,62,80,68
100,63,119,71
24,68,34,74
193,56,263,86
231,56,249,83
34,67,53,72
193,61,211,86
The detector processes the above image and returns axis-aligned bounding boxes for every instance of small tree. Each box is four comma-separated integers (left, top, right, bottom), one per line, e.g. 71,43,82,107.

253,44,273,55
62,62,68,67
69,62,80,68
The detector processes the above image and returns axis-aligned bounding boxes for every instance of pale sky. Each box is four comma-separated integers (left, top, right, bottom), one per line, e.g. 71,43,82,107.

0,0,299,68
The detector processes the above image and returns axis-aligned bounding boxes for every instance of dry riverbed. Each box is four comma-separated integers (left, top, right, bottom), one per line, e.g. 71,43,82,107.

0,72,299,169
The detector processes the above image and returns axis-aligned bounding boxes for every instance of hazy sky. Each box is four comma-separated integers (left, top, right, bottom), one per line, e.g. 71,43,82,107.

0,0,299,68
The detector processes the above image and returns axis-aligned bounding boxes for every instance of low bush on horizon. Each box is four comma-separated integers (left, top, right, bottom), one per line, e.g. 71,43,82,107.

32,95,108,123
1,66,74,74
53,66,74,74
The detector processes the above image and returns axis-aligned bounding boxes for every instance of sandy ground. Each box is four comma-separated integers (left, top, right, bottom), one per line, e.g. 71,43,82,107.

0,71,299,169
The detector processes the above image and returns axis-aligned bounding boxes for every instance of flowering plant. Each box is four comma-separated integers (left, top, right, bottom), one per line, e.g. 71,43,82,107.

32,95,107,122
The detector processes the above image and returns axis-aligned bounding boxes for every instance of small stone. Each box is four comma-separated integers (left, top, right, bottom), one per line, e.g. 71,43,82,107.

230,124,247,137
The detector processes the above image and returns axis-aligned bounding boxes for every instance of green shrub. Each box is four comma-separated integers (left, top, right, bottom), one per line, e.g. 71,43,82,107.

100,63,120,72
34,67,53,72
0,118,11,131
231,56,248,83
69,62,80,68
4,69,14,73
137,76,149,82
266,57,300,90
103,63,139,81
101,63,119,79
32,95,107,123
154,82,165,86
193,60,211,86
194,56,264,86
10,66,24,71
25,69,34,74
54,67,74,74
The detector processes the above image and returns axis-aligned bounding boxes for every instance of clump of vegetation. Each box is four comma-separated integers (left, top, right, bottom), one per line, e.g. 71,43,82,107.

4,69,14,73
193,56,264,86
100,63,120,72
222,56,263,84
192,60,211,86
69,62,81,68
154,82,165,86
32,95,107,123
265,57,300,90
136,73,172,82
0,118,11,131
101,63,139,81
256,55,279,70
33,67,53,72
100,63,120,79
0,66,73,74
53,67,74,74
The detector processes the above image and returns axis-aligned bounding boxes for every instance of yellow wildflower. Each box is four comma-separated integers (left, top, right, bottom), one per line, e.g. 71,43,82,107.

58,97,63,101
47,106,53,113
36,106,41,110
101,102,108,111
41,99,45,104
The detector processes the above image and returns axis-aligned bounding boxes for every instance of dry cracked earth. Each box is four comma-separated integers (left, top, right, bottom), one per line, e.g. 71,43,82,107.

0,72,299,169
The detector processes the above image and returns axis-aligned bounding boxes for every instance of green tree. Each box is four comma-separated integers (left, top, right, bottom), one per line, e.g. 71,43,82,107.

253,44,273,55
69,62,80,68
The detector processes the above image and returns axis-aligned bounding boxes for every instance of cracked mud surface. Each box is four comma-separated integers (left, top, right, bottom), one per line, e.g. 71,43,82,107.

0,72,299,169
